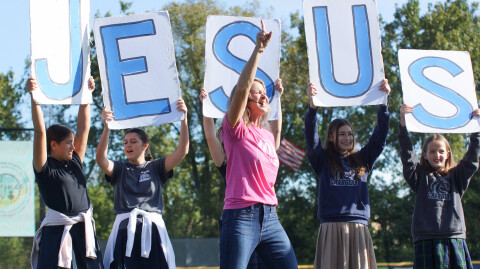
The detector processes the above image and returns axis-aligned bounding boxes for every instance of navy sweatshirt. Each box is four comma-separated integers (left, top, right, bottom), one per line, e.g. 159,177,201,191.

304,105,389,225
398,126,480,242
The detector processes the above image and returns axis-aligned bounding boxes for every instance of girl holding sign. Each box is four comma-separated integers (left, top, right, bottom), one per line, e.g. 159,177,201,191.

27,77,104,269
219,20,298,268
304,80,391,269
96,99,189,269
399,104,480,268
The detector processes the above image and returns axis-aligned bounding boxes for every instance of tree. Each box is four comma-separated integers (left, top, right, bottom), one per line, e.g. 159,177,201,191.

0,71,26,140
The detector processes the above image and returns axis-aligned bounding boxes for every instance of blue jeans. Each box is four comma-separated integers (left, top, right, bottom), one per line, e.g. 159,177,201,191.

220,204,298,269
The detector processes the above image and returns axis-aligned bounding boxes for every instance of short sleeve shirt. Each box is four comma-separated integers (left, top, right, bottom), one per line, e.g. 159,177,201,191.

221,117,279,209
106,158,173,214
34,151,90,215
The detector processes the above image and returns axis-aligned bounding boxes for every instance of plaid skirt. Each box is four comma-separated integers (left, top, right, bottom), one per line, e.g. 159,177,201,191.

414,238,473,269
314,222,376,269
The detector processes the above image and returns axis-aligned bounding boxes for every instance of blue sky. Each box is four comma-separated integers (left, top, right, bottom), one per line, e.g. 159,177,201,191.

0,0,473,83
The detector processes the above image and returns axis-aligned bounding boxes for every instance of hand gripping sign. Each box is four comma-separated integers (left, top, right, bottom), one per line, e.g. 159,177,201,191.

304,0,386,107
203,16,281,120
93,12,182,129
399,49,480,133
30,0,91,104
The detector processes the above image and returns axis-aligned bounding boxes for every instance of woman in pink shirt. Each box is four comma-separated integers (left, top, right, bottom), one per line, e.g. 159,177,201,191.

219,20,298,269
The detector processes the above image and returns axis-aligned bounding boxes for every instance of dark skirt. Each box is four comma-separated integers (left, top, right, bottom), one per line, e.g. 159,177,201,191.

109,218,169,269
37,222,103,269
414,238,473,269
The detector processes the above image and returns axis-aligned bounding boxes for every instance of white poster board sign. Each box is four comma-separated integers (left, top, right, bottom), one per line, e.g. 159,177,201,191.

93,12,182,129
304,0,385,107
399,49,480,133
0,141,35,237
30,0,92,104
203,16,281,119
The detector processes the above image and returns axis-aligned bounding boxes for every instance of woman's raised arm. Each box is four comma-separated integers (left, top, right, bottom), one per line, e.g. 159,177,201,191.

226,20,272,127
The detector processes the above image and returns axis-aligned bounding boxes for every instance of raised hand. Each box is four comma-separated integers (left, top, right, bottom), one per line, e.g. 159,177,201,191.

256,19,272,53
400,104,413,127
379,79,391,105
379,79,391,95
26,77,38,94
101,106,114,129
471,108,480,118
199,88,207,104
88,76,95,92
177,97,188,118
307,82,318,109
274,78,284,97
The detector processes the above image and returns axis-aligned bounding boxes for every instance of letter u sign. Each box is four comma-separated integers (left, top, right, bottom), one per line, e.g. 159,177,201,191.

303,0,386,107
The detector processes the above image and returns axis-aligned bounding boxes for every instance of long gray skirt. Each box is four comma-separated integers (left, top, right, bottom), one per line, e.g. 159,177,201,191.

314,222,376,269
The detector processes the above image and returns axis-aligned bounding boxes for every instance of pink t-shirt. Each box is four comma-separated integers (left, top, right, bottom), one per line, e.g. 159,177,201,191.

222,116,279,209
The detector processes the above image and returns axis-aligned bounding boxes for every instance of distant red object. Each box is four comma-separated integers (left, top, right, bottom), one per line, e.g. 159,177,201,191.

277,138,306,172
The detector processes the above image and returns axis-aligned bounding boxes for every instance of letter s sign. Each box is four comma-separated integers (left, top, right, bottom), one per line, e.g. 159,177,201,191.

399,49,480,133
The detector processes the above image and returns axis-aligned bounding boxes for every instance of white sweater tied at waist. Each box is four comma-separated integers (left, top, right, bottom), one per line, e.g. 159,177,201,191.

31,206,97,269
103,208,175,269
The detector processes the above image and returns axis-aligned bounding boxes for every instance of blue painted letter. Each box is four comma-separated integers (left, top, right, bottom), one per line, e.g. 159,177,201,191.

100,20,171,121
409,57,472,129
210,21,274,112
313,5,373,97
35,0,83,99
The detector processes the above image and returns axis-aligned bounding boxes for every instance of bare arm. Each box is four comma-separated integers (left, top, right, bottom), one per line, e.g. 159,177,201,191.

226,20,272,127
200,89,225,167
95,106,115,177
28,78,47,172
270,78,283,150
74,76,94,162
165,98,190,172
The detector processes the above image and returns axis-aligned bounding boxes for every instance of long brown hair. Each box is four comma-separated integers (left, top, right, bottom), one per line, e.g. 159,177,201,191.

420,134,456,175
324,119,366,179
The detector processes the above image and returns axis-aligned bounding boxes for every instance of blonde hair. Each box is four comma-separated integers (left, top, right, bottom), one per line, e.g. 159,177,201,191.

226,78,271,130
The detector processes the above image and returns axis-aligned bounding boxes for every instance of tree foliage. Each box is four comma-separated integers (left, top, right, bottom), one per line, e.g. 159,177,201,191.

0,71,26,140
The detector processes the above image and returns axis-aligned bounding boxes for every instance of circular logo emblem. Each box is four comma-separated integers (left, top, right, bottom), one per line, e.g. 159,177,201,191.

0,162,31,217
